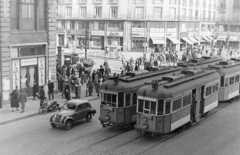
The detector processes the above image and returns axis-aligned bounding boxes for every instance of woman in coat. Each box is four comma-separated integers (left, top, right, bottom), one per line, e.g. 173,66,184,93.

18,89,27,113
10,86,19,112
64,82,71,101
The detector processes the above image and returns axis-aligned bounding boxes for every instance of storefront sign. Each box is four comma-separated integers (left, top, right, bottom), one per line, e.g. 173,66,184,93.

150,28,165,33
150,33,164,38
132,28,146,37
12,60,20,90
132,32,145,37
132,28,146,33
2,77,10,91
38,57,45,86
67,30,85,35
21,58,37,67
91,31,104,36
167,28,177,33
107,31,123,37
167,33,177,37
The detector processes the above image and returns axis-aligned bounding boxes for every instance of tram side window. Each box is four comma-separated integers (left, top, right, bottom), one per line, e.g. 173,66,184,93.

104,93,117,107
158,100,164,115
183,93,191,107
165,100,171,115
125,92,131,107
213,83,219,93
101,93,106,105
172,97,182,112
138,99,144,113
220,76,224,87
235,75,240,83
151,102,156,115
133,92,137,105
205,86,212,97
229,77,235,85
225,78,229,87
118,92,124,107
144,101,150,114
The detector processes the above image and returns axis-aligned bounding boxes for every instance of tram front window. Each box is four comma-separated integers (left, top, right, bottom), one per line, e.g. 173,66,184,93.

158,100,164,115
118,92,124,107
138,99,144,113
102,93,117,107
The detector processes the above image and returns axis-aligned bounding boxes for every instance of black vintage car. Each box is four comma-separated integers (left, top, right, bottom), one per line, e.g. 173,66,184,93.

50,99,96,130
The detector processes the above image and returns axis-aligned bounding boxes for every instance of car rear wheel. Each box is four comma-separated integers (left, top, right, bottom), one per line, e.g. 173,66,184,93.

51,123,57,128
86,113,92,122
65,120,73,130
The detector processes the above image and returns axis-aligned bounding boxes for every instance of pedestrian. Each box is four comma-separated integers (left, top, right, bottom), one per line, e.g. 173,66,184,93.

18,89,27,113
48,80,54,100
74,77,80,98
105,67,111,77
70,75,75,93
39,86,46,107
10,86,19,112
32,82,38,100
97,69,103,84
61,79,66,99
80,72,85,85
92,70,96,83
88,77,93,96
64,82,71,101
95,80,100,97
100,65,104,77
78,64,84,79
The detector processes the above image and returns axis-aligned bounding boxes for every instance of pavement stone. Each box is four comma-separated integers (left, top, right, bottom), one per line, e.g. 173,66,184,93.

0,83,99,126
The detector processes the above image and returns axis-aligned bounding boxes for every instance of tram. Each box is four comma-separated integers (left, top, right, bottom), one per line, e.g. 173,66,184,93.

177,56,222,68
208,60,240,101
135,69,220,135
99,67,183,128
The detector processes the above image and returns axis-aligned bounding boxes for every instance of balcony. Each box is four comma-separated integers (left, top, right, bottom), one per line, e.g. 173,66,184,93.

78,0,87,4
94,0,102,4
56,14,128,20
109,0,118,4
179,16,200,21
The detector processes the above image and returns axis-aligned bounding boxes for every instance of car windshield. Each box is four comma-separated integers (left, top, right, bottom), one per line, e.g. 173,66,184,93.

62,103,76,111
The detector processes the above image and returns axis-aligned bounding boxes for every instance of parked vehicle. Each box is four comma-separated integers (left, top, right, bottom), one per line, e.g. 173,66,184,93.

50,99,96,130
39,100,59,115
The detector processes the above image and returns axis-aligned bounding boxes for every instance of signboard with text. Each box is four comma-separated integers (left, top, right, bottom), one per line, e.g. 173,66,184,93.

12,60,20,90
38,57,45,86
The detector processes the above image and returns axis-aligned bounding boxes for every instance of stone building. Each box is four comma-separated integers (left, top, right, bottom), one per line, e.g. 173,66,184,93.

0,0,56,108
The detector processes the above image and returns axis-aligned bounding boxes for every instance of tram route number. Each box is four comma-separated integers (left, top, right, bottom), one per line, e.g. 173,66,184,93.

102,105,114,112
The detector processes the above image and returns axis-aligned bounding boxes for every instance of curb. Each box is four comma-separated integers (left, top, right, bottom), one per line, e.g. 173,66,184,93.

0,97,99,126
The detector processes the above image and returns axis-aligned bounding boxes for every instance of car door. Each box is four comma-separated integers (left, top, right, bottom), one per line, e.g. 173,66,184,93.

81,103,90,119
74,104,83,121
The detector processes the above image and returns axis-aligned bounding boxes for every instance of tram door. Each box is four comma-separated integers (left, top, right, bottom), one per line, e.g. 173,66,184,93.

191,88,201,122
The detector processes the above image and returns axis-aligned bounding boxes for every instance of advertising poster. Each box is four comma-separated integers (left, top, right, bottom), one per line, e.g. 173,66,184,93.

12,60,20,90
38,57,45,86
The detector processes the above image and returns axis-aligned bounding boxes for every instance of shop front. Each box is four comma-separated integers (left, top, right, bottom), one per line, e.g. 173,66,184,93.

131,28,146,52
11,45,46,97
228,36,240,49
107,31,123,50
166,22,180,51
216,35,227,48
91,31,105,49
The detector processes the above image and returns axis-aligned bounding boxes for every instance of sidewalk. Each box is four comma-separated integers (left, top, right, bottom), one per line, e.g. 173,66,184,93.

0,84,99,126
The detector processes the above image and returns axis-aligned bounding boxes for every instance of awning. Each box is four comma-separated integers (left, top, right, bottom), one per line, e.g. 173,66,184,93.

228,36,239,42
216,36,227,41
207,36,214,40
167,37,181,44
181,37,194,45
151,38,166,44
194,37,206,42
202,36,211,42
188,37,198,43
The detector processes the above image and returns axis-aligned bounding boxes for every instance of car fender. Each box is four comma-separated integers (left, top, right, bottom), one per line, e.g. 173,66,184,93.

50,115,55,122
63,117,74,124
87,111,94,116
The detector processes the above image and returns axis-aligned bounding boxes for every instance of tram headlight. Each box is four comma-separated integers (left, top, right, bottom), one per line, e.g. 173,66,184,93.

143,123,149,129
105,115,111,120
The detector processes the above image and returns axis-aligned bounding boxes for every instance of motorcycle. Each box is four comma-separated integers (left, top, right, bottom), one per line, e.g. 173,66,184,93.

39,100,59,115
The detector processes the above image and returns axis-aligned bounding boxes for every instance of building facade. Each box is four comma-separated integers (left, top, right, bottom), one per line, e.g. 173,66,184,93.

0,0,56,108
215,0,240,49
56,0,217,55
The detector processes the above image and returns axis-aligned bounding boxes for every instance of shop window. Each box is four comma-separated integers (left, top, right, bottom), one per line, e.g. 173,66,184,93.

235,75,240,83
157,100,164,115
230,77,235,85
132,22,145,28
138,99,144,112
165,100,171,115
18,45,46,57
213,83,219,93
78,21,86,30
132,40,144,50
92,37,102,48
205,86,212,97
118,92,124,107
172,97,182,112
183,93,191,107
108,21,123,31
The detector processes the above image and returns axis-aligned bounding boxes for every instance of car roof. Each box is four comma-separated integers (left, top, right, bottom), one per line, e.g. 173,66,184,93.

66,99,89,105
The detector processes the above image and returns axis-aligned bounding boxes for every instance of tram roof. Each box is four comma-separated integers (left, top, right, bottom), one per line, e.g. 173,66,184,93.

178,57,222,68
100,67,182,92
137,69,220,99
208,60,240,76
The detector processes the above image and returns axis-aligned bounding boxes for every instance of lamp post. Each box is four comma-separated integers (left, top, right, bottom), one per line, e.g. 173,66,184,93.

144,0,147,60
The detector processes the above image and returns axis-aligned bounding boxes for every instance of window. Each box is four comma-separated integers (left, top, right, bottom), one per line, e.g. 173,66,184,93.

70,21,75,29
183,93,191,107
125,92,131,107
167,22,177,29
182,8,186,19
189,0,193,6
138,99,144,112
21,0,35,30
39,0,46,30
66,7,72,18
165,100,171,114
182,0,187,6
65,0,72,3
203,10,206,20
16,45,46,57
108,21,123,31
110,7,118,18
150,102,156,114
172,97,182,111
93,21,105,31
82,103,90,109
144,101,150,114
79,0,86,3
230,77,235,85
235,75,240,83
118,92,124,107
195,10,198,20
169,8,176,20
94,0,102,2
135,0,143,3
195,0,199,7
154,0,163,3
189,9,192,18
132,22,145,28
77,21,86,30
170,0,176,4
95,7,102,18
208,11,211,20
79,7,86,18
205,86,212,97
135,7,144,19
213,83,219,93
225,78,229,87
157,100,164,115
102,93,117,107
133,92,137,105
132,40,144,50
153,7,162,19
58,35,65,46
220,76,224,87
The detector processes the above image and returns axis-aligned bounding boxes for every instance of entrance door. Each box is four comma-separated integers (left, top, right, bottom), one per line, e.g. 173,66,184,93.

21,66,38,96
191,88,201,122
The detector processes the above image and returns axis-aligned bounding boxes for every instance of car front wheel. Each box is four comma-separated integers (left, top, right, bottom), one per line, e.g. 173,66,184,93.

86,113,92,122
65,120,73,130
51,123,57,128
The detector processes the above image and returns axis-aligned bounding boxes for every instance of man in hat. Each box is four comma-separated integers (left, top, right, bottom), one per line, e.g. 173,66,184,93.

48,80,54,100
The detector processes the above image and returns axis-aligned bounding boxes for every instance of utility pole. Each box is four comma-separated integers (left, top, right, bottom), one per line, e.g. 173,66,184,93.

85,21,90,59
144,0,147,60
